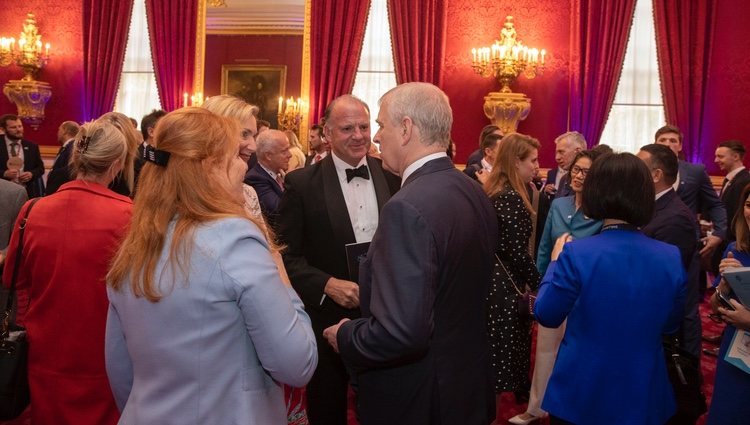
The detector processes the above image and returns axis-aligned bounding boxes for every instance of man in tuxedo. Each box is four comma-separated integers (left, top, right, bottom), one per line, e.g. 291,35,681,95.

638,144,704,424
244,129,291,228
323,83,498,425
655,125,726,256
0,114,45,198
277,95,400,425
544,131,586,199
304,124,329,166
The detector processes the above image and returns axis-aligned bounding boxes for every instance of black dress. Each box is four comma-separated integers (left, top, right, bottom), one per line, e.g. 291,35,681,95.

488,186,541,393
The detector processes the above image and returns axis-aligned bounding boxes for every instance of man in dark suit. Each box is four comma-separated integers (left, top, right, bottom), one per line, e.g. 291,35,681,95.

655,125,726,256
463,133,501,181
0,114,45,198
714,139,750,236
244,129,291,228
638,144,704,424
277,94,400,425
304,124,329,166
544,131,586,199
51,121,80,171
324,83,498,425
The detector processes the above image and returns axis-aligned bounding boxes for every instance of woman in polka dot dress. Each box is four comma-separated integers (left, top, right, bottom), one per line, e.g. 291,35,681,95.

481,133,542,411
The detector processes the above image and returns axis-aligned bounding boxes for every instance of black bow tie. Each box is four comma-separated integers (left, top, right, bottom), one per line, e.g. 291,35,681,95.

345,165,370,182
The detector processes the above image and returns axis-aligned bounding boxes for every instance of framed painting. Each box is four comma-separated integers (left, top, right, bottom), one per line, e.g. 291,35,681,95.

221,65,287,129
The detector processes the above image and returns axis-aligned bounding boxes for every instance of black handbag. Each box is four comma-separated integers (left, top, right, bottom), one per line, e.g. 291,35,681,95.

495,254,536,320
0,198,40,420
663,335,707,424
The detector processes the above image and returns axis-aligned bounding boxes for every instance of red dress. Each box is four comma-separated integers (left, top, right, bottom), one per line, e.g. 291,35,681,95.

2,181,132,425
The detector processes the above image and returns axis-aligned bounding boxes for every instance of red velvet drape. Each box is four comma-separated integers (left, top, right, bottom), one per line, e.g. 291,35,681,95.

653,0,717,163
568,0,637,145
82,0,134,121
387,0,447,86
145,0,197,111
310,0,370,123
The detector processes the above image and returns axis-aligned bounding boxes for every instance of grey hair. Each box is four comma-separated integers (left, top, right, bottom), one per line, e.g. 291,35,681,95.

256,129,287,156
379,82,452,148
555,131,587,150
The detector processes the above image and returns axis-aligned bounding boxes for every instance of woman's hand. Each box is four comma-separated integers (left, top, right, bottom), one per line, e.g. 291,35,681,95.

551,233,573,261
719,252,742,275
719,299,750,331
476,169,489,185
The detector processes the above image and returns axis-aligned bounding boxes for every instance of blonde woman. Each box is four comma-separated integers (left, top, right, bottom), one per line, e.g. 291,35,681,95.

105,108,317,424
202,94,263,220
285,130,306,172
98,111,141,196
483,133,542,414
3,120,133,425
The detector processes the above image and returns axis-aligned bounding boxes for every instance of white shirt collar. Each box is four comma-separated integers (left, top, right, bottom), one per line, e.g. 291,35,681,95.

259,162,281,180
331,151,368,181
655,187,672,200
726,166,746,182
480,158,493,171
401,152,448,187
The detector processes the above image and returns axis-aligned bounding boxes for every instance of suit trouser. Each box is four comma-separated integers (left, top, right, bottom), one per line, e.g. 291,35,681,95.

527,320,566,417
306,310,351,425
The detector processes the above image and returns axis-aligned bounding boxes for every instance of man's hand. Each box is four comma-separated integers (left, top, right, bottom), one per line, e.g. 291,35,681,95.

18,171,32,183
699,234,722,256
322,318,350,353
475,169,489,185
324,277,360,309
3,169,18,180
543,183,556,196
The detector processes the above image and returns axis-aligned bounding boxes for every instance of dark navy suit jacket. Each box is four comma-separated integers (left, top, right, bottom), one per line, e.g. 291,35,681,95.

720,168,750,236
337,157,498,425
642,189,701,357
0,138,45,198
244,162,284,226
676,160,726,239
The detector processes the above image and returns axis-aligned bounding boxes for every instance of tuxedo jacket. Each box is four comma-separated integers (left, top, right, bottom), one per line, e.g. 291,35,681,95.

276,154,400,328
244,162,284,227
676,160,726,239
51,142,73,171
0,138,45,198
337,157,498,425
720,168,750,236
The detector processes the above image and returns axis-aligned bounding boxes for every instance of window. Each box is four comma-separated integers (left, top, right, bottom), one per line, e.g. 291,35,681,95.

351,0,397,140
599,0,665,153
114,0,161,126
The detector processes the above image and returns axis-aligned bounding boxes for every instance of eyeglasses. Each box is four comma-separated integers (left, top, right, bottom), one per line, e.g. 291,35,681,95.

570,165,589,177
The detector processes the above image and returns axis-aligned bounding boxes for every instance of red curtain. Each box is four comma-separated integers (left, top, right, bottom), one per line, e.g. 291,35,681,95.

310,0,371,123
568,0,637,145
82,0,134,121
145,0,198,111
387,0,447,86
653,0,717,162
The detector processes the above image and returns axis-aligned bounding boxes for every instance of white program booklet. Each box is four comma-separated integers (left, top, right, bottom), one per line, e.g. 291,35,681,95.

725,328,750,375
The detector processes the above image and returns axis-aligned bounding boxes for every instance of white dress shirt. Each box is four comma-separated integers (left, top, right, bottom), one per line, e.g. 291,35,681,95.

331,152,379,243
401,152,448,186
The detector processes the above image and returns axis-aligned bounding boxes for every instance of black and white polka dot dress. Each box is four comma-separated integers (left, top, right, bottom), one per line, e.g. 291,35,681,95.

487,186,541,393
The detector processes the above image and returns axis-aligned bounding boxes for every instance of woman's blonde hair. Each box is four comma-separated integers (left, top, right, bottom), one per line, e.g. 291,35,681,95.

202,94,258,122
70,120,128,181
484,132,540,214
107,107,261,302
285,130,302,150
96,112,141,194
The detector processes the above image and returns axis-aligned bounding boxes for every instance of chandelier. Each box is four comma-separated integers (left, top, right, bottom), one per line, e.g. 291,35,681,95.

277,97,307,135
470,16,546,93
1,13,52,129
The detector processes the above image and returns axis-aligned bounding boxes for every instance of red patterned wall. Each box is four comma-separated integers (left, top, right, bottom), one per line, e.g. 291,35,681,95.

700,0,750,174
0,2,84,147
444,0,571,166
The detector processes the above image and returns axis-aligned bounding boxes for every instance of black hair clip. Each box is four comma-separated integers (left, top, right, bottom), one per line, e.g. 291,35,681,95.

143,144,170,167
77,136,90,154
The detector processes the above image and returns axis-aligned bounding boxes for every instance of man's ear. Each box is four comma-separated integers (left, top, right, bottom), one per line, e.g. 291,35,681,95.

147,126,156,138
401,117,414,146
652,168,663,184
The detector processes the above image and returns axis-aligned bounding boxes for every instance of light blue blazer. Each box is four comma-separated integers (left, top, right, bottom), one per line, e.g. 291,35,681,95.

534,229,686,425
105,218,317,425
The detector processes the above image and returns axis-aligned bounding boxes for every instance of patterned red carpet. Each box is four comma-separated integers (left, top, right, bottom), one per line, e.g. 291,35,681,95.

0,291,723,425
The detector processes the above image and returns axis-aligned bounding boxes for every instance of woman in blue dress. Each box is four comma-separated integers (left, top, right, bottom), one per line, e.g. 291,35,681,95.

534,153,686,425
707,183,750,425
510,150,603,425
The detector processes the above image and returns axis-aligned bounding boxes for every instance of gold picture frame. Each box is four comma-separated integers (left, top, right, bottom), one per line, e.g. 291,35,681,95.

221,65,287,129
